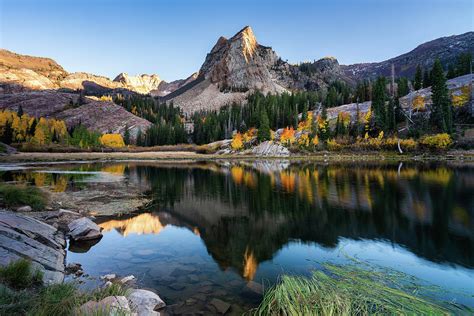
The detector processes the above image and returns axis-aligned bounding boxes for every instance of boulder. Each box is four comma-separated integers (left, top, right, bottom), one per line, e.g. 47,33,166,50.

68,217,102,241
16,205,32,212
128,289,166,315
0,211,65,284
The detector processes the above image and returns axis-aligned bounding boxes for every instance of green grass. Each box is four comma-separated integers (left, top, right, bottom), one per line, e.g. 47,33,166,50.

0,259,130,316
0,259,43,289
0,184,47,210
251,263,470,315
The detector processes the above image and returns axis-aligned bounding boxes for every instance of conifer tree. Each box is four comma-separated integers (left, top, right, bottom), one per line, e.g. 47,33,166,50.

124,125,130,145
371,77,387,131
422,69,431,88
430,59,452,133
257,109,271,142
414,65,423,90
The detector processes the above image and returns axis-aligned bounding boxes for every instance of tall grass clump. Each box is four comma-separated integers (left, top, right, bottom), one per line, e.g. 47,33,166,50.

251,263,469,315
0,184,47,210
0,259,43,289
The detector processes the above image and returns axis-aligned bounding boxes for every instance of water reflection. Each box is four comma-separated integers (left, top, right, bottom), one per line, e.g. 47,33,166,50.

123,161,473,273
2,161,473,310
99,213,165,236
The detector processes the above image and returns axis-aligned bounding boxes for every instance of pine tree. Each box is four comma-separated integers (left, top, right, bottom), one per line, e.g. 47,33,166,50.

17,105,24,117
386,98,396,133
136,129,143,146
257,109,271,142
414,65,423,90
422,69,431,88
430,59,452,133
371,77,387,131
124,125,130,145
456,52,472,76
396,77,409,97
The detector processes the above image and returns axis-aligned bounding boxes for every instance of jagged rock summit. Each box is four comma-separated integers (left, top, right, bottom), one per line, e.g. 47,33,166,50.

166,26,290,113
113,73,163,95
199,26,285,94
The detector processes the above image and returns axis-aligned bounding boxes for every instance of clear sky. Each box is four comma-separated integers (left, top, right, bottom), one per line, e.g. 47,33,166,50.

1,0,472,81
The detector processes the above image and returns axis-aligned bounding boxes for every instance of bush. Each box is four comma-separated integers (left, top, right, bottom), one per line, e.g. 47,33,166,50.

327,139,342,151
99,134,125,148
420,133,452,150
0,259,43,289
0,184,47,210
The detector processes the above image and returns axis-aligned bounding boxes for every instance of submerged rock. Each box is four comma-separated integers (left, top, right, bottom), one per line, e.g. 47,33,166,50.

120,275,136,284
68,217,102,241
0,211,66,284
210,298,231,314
128,289,166,315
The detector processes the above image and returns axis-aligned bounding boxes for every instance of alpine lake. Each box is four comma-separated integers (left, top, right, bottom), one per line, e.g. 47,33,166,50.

1,160,473,314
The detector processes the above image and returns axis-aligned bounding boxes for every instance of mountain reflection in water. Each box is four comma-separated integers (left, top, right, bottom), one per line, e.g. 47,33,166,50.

86,161,474,285
7,160,470,310
99,213,165,236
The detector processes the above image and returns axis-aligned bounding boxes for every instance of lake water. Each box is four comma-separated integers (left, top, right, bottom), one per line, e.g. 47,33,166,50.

1,160,473,314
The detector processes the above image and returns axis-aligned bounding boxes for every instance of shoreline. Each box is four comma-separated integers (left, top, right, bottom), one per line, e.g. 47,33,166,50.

1,150,473,163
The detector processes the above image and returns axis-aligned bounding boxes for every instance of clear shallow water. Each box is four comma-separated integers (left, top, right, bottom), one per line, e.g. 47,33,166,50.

1,161,473,313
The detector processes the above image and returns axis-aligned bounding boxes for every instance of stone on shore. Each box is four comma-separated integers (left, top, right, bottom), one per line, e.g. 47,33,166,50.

68,217,102,241
0,211,66,284
128,289,166,315
16,205,32,212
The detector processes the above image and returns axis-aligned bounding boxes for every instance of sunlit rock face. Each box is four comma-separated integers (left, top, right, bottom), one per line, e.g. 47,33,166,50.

113,73,162,94
199,26,285,94
99,213,165,237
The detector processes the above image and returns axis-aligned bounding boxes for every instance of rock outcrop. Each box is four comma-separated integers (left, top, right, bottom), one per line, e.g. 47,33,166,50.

0,49,190,96
68,217,102,241
250,141,290,157
0,211,66,284
113,73,163,94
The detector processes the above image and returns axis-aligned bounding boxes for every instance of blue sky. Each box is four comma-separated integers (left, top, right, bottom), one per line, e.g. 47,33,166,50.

1,0,472,81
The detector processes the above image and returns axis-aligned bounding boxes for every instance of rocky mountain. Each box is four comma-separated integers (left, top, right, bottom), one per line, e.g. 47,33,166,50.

0,49,191,96
167,27,473,113
0,91,151,139
342,32,474,80
1,28,472,115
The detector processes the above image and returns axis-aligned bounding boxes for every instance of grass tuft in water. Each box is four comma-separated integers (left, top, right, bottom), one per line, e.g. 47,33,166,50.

251,263,470,315
0,183,47,210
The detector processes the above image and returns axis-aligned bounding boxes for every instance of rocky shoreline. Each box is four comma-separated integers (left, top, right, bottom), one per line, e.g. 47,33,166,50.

0,208,168,315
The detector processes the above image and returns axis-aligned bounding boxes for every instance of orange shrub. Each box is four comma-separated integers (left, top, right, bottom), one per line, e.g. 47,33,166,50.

231,132,244,150
280,127,296,145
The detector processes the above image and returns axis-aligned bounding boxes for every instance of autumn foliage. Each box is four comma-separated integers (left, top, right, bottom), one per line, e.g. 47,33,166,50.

99,134,125,148
280,127,296,145
231,132,244,150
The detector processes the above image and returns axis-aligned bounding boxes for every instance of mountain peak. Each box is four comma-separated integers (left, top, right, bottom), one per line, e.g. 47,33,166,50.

231,26,258,62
